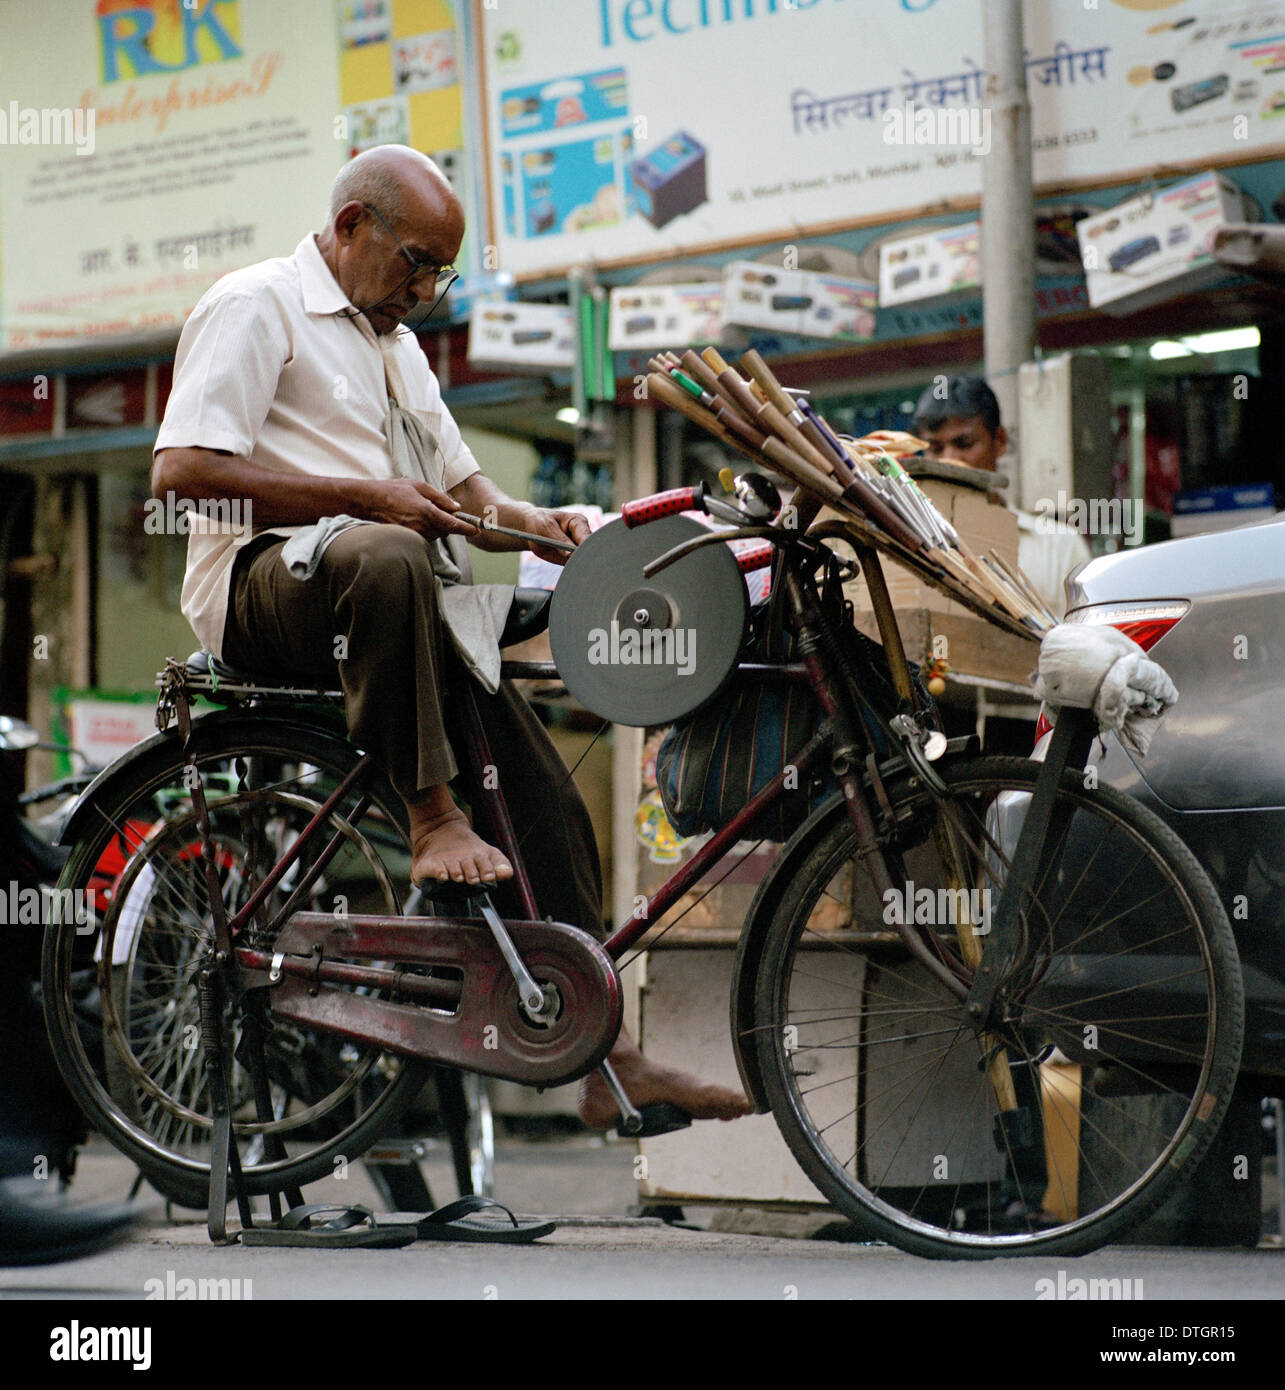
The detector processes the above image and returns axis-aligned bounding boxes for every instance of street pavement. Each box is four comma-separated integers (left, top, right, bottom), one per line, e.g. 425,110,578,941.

1,1132,1282,1302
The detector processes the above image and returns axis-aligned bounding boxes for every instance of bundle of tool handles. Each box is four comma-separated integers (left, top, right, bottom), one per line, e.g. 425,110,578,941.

645,347,1055,641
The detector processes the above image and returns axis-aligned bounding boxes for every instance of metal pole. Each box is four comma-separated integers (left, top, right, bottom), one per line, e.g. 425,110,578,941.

981,0,1036,500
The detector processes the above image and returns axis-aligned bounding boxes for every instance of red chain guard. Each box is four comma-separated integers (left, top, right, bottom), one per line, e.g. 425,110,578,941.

264,912,622,1087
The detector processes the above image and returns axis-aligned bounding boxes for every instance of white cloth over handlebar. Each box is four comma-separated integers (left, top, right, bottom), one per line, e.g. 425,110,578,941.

1032,623,1178,758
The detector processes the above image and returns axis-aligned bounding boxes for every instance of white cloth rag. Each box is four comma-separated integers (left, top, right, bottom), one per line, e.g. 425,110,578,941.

1032,623,1178,757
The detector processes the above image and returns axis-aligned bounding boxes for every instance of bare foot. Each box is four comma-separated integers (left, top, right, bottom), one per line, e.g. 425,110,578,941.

407,788,513,886
577,1034,754,1130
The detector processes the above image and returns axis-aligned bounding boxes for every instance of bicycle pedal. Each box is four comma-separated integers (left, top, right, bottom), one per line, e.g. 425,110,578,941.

613,1103,693,1139
418,880,494,915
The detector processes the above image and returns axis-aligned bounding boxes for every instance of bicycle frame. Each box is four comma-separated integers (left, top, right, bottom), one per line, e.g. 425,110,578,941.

158,529,1089,1104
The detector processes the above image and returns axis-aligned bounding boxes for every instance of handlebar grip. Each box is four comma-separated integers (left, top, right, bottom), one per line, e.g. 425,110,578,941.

621,486,704,528
735,542,774,575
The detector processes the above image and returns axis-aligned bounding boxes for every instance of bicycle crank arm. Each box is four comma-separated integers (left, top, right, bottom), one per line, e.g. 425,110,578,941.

263,911,622,1087
476,892,553,1018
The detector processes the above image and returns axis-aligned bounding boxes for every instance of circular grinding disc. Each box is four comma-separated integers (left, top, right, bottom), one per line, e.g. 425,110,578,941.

549,516,748,726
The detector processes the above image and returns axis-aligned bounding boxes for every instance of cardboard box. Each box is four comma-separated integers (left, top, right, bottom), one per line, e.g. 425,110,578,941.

722,261,877,342
607,282,734,352
842,481,1020,620
1076,171,1249,314
466,301,574,371
852,607,1038,688
878,221,981,307
825,484,1035,683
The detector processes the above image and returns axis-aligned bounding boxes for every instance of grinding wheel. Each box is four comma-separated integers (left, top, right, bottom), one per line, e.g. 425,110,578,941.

549,516,748,726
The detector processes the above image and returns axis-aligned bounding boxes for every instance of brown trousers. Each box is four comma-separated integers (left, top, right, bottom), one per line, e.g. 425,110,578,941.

221,526,603,939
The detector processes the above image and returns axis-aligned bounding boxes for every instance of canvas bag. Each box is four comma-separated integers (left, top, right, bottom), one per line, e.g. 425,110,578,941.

655,554,938,842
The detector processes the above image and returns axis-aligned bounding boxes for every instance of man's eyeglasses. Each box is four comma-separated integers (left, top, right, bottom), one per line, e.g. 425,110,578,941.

363,203,457,295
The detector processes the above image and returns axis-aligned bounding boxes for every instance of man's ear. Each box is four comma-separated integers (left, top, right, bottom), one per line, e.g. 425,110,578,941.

333,201,367,244
993,424,1008,459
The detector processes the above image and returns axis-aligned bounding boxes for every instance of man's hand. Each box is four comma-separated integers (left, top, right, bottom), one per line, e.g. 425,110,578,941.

449,474,590,564
525,508,590,566
358,478,479,541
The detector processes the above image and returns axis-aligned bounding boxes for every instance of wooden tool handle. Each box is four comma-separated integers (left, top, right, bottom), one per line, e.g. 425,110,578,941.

680,349,727,400
703,348,839,481
742,349,850,476
740,348,799,422
760,436,844,501
644,373,765,465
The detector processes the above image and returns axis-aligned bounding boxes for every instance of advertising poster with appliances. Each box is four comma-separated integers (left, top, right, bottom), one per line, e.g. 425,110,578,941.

1,0,346,350
0,0,471,351
477,0,1285,279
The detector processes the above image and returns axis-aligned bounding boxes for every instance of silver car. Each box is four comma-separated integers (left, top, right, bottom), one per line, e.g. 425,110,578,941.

1044,516,1285,1079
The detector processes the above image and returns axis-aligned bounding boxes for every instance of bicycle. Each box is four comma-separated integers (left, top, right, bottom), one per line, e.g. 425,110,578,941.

40,479,1244,1258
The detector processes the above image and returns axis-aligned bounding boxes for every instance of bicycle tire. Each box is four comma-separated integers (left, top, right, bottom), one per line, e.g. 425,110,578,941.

751,754,1244,1259
42,713,432,1209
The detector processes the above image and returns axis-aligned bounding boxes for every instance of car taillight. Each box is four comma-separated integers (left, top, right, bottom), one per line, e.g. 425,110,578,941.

1067,601,1190,652
1031,602,1189,748
1108,616,1183,651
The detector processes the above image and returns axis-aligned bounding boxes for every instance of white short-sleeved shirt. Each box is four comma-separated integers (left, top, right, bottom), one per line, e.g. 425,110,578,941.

1016,510,1094,620
154,233,479,658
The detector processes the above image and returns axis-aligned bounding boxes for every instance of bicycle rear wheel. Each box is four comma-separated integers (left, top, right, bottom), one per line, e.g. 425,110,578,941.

42,715,432,1208
751,754,1244,1258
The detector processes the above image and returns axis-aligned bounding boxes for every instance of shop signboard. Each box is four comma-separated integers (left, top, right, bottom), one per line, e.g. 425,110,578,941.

0,0,471,352
1172,482,1278,536
0,0,341,351
477,0,1285,280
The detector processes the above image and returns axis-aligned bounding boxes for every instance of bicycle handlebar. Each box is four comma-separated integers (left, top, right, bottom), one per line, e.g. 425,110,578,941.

620,485,705,528
735,542,775,574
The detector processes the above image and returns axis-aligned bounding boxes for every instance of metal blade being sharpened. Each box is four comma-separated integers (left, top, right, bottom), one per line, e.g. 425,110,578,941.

455,512,575,552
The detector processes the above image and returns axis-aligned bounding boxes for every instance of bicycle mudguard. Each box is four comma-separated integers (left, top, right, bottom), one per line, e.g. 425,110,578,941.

55,708,366,851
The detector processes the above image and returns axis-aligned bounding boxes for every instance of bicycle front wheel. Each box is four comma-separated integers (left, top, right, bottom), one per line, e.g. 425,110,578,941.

42,714,432,1208
752,755,1244,1259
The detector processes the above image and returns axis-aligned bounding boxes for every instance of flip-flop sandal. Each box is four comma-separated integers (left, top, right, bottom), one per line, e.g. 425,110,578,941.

240,1203,418,1249
414,1195,556,1244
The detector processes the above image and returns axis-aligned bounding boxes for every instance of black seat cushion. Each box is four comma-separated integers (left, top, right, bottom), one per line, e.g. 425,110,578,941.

500,588,552,648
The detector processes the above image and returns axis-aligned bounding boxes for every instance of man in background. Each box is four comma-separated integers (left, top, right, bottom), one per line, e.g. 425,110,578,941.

912,376,1092,619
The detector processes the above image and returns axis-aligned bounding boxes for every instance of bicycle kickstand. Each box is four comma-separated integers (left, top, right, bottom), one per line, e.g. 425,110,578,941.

199,960,255,1244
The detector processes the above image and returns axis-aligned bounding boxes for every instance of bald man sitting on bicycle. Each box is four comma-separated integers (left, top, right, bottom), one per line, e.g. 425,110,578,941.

152,145,751,1132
